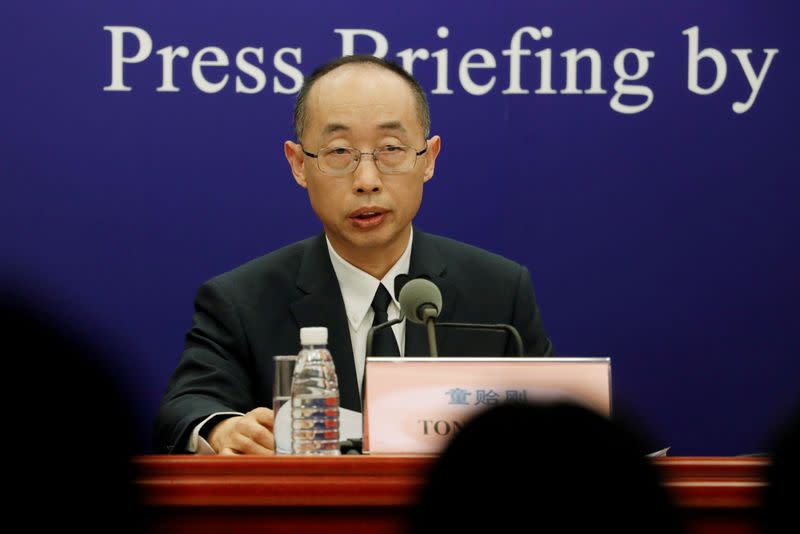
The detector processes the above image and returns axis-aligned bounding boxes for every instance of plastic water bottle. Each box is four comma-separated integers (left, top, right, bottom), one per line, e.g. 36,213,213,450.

291,326,341,455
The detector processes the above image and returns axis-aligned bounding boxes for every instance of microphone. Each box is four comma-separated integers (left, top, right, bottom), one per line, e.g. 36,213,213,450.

364,274,436,359
399,277,526,357
398,277,442,324
398,277,442,357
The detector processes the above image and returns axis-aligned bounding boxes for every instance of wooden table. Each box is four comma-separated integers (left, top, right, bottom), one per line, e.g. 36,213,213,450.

135,455,768,533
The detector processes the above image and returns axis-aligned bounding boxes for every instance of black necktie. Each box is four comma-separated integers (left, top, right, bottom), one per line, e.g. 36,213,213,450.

370,284,400,357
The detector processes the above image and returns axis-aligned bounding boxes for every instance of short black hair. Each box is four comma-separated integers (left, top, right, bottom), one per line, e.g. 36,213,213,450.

293,54,431,142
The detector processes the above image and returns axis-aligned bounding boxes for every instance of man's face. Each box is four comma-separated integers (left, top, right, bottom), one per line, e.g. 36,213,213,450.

285,65,440,265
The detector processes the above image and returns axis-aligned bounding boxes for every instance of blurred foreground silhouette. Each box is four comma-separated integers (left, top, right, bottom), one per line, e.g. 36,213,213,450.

410,401,682,533
1,288,145,532
762,393,800,533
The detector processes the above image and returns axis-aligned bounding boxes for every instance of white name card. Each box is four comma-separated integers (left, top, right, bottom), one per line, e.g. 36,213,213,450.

363,357,611,455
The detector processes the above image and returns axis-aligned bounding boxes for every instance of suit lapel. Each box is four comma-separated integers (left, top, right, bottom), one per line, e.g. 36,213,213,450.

289,234,360,412
405,229,457,357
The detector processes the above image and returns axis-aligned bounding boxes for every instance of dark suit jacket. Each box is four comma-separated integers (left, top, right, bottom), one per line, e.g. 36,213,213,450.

154,229,551,453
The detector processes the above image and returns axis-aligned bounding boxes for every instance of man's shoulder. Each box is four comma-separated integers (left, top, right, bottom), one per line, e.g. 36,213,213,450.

205,234,320,293
417,230,525,275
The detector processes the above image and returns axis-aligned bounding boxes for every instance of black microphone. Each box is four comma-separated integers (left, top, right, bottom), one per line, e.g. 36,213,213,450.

398,277,525,357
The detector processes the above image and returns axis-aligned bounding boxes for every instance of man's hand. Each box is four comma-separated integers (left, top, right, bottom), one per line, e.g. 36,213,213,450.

208,407,275,455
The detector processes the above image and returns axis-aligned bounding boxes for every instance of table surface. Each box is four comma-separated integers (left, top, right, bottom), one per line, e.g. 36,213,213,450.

134,455,769,508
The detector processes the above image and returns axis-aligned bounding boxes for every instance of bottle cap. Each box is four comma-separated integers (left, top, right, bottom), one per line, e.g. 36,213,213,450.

300,326,328,346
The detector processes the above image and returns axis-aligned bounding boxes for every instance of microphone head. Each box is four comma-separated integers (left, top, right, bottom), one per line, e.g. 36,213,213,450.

399,277,443,324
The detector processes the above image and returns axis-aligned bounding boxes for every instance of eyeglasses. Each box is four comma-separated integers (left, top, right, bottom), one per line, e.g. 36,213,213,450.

302,144,427,176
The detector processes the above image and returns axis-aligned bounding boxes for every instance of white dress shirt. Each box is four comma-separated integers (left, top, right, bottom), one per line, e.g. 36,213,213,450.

326,229,411,393
188,229,412,454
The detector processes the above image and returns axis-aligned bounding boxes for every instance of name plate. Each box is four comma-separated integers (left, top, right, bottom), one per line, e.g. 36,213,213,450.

363,357,611,455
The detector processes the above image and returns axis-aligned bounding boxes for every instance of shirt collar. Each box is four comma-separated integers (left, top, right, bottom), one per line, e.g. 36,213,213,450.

326,228,413,329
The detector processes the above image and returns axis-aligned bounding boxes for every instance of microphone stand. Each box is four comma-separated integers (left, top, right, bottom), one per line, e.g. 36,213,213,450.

365,317,404,359
419,307,439,358
369,318,524,358
426,318,438,358
434,322,525,357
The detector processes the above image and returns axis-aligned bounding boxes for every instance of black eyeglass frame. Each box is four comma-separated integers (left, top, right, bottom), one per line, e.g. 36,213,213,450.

301,144,428,175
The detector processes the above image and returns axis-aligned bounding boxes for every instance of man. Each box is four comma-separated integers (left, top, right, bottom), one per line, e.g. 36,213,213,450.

154,55,552,455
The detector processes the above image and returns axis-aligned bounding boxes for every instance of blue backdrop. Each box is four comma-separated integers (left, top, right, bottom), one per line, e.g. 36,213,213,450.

2,1,798,455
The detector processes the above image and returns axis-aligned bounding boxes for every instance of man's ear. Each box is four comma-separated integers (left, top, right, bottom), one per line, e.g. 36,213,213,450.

284,141,308,189
422,135,441,183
